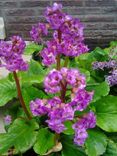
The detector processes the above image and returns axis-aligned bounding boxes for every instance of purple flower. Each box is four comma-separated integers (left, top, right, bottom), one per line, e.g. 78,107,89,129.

44,69,62,93
45,3,65,29
62,104,74,121
41,47,56,66
47,96,61,109
30,23,48,43
71,89,94,111
92,61,106,70
46,118,66,134
0,41,12,57
74,127,88,146
47,108,66,133
4,115,12,125
47,104,74,133
92,60,117,70
106,60,117,69
106,69,117,86
41,40,58,66
67,69,86,92
81,112,96,129
66,69,80,86
61,18,84,40
60,68,86,90
0,36,28,72
5,54,28,72
30,99,49,116
73,112,96,146
11,35,26,54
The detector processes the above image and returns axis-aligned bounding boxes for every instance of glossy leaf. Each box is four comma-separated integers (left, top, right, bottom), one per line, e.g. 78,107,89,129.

103,140,117,156
24,43,43,55
63,121,74,135
33,128,55,155
22,86,47,112
87,81,110,102
0,78,17,106
18,60,46,84
85,129,107,156
62,135,86,156
0,119,39,154
93,96,117,132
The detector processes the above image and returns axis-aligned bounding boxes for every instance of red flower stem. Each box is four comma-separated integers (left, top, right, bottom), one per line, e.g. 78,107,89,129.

13,71,32,120
64,56,69,67
56,29,62,70
60,81,67,103
56,54,61,70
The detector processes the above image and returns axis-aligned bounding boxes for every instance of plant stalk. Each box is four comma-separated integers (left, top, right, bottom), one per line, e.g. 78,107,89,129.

56,29,62,70
56,54,61,70
64,56,69,67
13,71,32,120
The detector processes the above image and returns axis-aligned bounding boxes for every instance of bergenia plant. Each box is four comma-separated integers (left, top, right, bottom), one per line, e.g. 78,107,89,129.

29,2,96,146
3,2,117,156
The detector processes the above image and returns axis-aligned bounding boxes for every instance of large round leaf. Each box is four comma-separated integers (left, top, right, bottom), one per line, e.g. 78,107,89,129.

86,81,110,102
0,78,17,106
62,135,86,156
22,86,47,112
0,119,39,154
93,95,117,132
18,60,46,84
24,43,43,55
33,128,55,155
103,140,117,156
85,129,107,156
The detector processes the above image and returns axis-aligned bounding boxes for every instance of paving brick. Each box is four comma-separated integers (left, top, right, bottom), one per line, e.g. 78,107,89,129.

56,0,84,7
7,24,32,31
85,0,117,7
19,0,50,7
85,22,117,30
0,1,18,8
4,8,36,16
6,16,46,24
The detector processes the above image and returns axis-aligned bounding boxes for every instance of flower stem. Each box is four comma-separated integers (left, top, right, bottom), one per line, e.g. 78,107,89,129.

64,56,69,67
56,29,62,70
56,54,61,70
13,71,32,120
54,133,60,145
60,81,67,102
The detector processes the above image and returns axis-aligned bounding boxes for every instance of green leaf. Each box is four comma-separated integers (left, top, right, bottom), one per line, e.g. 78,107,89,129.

75,53,96,71
0,119,39,154
87,81,110,102
85,129,107,156
33,128,55,155
0,78,17,106
79,68,90,82
93,95,117,132
93,47,107,56
62,135,86,156
22,86,47,112
63,121,74,135
110,41,117,47
24,43,43,55
103,140,117,156
18,60,46,84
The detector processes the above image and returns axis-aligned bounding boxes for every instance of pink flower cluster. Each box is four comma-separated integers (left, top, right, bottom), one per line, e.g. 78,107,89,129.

73,112,96,145
44,68,86,94
30,67,96,146
0,36,28,72
30,3,89,66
